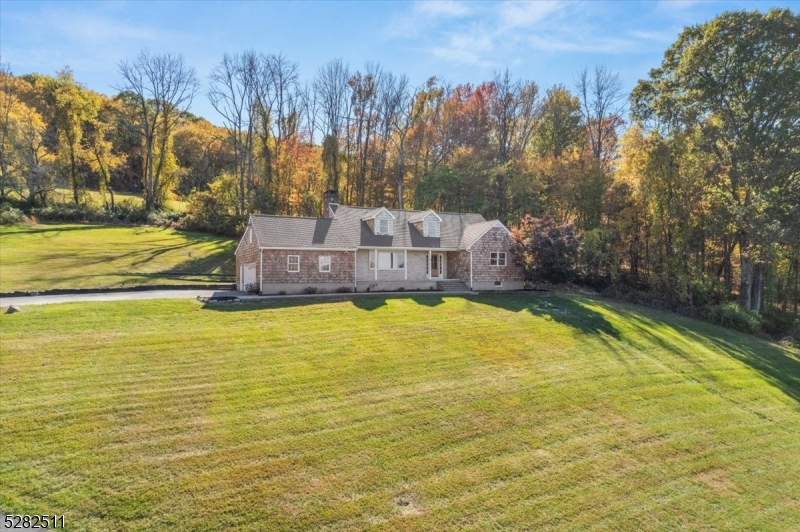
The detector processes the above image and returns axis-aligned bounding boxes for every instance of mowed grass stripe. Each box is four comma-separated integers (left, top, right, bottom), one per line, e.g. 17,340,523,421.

1,295,799,531
0,223,234,292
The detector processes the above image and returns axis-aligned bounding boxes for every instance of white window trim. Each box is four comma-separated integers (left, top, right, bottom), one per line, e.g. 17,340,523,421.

319,256,331,273
287,255,300,273
371,250,404,271
376,217,393,236
490,252,507,267
424,219,440,237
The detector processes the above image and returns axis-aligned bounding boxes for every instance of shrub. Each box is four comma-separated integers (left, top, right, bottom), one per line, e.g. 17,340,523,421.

181,187,245,237
701,303,761,334
303,286,318,294
31,203,96,222
396,287,405,292
0,204,28,225
689,277,727,307
334,286,352,293
760,307,799,337
278,291,287,296
244,283,259,295
511,214,580,284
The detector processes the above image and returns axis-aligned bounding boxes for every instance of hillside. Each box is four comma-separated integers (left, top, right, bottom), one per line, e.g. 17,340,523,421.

0,223,235,292
0,294,798,530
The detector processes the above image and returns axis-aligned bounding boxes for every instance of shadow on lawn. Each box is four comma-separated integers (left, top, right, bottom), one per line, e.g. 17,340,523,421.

203,292,447,313
472,293,621,339
202,291,800,405
600,303,800,405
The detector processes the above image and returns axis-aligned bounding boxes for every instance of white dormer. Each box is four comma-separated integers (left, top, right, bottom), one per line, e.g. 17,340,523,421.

409,210,442,237
362,207,396,236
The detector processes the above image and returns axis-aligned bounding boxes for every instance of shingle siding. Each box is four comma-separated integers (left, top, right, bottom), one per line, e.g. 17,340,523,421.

260,250,354,284
447,251,470,282
235,231,261,290
236,206,523,291
469,227,525,286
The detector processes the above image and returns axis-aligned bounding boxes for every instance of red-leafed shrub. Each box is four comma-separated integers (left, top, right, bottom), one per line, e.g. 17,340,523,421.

511,214,580,284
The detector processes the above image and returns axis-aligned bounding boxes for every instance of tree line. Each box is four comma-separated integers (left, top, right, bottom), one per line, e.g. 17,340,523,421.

0,8,797,317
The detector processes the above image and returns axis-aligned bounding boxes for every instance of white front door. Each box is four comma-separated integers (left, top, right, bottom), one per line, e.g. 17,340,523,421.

241,263,256,290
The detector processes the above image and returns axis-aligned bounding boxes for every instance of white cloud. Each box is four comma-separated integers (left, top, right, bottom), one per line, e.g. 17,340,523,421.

630,29,680,43
424,29,496,67
498,0,567,30
388,0,673,70
416,0,473,18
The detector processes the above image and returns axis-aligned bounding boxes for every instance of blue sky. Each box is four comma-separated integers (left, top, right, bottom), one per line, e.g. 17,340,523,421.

1,1,795,123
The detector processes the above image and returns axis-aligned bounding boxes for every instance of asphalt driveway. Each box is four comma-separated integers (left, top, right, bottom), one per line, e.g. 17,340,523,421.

0,289,227,307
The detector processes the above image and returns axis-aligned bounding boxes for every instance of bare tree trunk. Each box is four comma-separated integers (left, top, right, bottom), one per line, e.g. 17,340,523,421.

752,262,764,313
116,51,198,212
740,234,753,311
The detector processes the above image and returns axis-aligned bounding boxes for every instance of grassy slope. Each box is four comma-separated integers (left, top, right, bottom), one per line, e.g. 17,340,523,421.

8,189,188,212
0,223,235,292
49,188,188,212
0,294,798,531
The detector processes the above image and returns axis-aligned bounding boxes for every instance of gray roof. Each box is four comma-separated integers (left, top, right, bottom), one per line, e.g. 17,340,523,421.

248,206,491,250
460,220,503,249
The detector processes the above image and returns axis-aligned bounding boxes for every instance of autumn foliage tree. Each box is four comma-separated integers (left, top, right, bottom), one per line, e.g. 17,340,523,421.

511,215,580,284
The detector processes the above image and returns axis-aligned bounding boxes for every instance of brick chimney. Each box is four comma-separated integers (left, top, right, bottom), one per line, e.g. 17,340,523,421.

323,190,339,218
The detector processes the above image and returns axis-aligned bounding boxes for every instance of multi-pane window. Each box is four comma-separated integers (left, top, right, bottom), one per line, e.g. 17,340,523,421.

490,252,506,266
287,255,300,272
369,251,404,270
425,219,440,237
377,218,391,235
319,256,331,273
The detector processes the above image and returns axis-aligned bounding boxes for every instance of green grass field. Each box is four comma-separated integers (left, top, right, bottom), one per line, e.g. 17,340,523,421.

8,188,188,212
50,188,189,212
1,294,798,531
0,224,235,292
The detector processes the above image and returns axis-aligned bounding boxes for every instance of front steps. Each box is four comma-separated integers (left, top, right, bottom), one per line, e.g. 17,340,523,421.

437,279,470,292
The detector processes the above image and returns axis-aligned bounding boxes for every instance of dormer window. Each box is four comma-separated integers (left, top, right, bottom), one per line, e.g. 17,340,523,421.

425,219,440,237
411,210,442,237
377,218,391,235
363,207,396,236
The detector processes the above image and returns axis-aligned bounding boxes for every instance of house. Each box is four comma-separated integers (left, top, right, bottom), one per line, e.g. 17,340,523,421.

235,192,524,294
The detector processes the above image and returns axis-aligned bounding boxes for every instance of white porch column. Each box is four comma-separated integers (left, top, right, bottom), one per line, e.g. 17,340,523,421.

353,250,357,290
375,249,378,280
259,250,263,294
404,249,408,280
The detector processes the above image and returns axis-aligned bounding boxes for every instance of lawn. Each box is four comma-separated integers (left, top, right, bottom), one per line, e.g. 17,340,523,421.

8,188,189,212
49,188,189,212
1,293,798,531
0,223,235,292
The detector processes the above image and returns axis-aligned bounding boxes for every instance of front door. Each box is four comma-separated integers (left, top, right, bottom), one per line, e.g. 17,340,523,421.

431,253,443,278
241,263,256,291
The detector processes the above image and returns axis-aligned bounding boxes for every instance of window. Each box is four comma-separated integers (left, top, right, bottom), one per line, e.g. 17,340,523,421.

369,250,404,270
425,219,440,237
376,218,392,235
287,255,300,272
490,252,506,266
319,256,331,273
494,280,503,287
